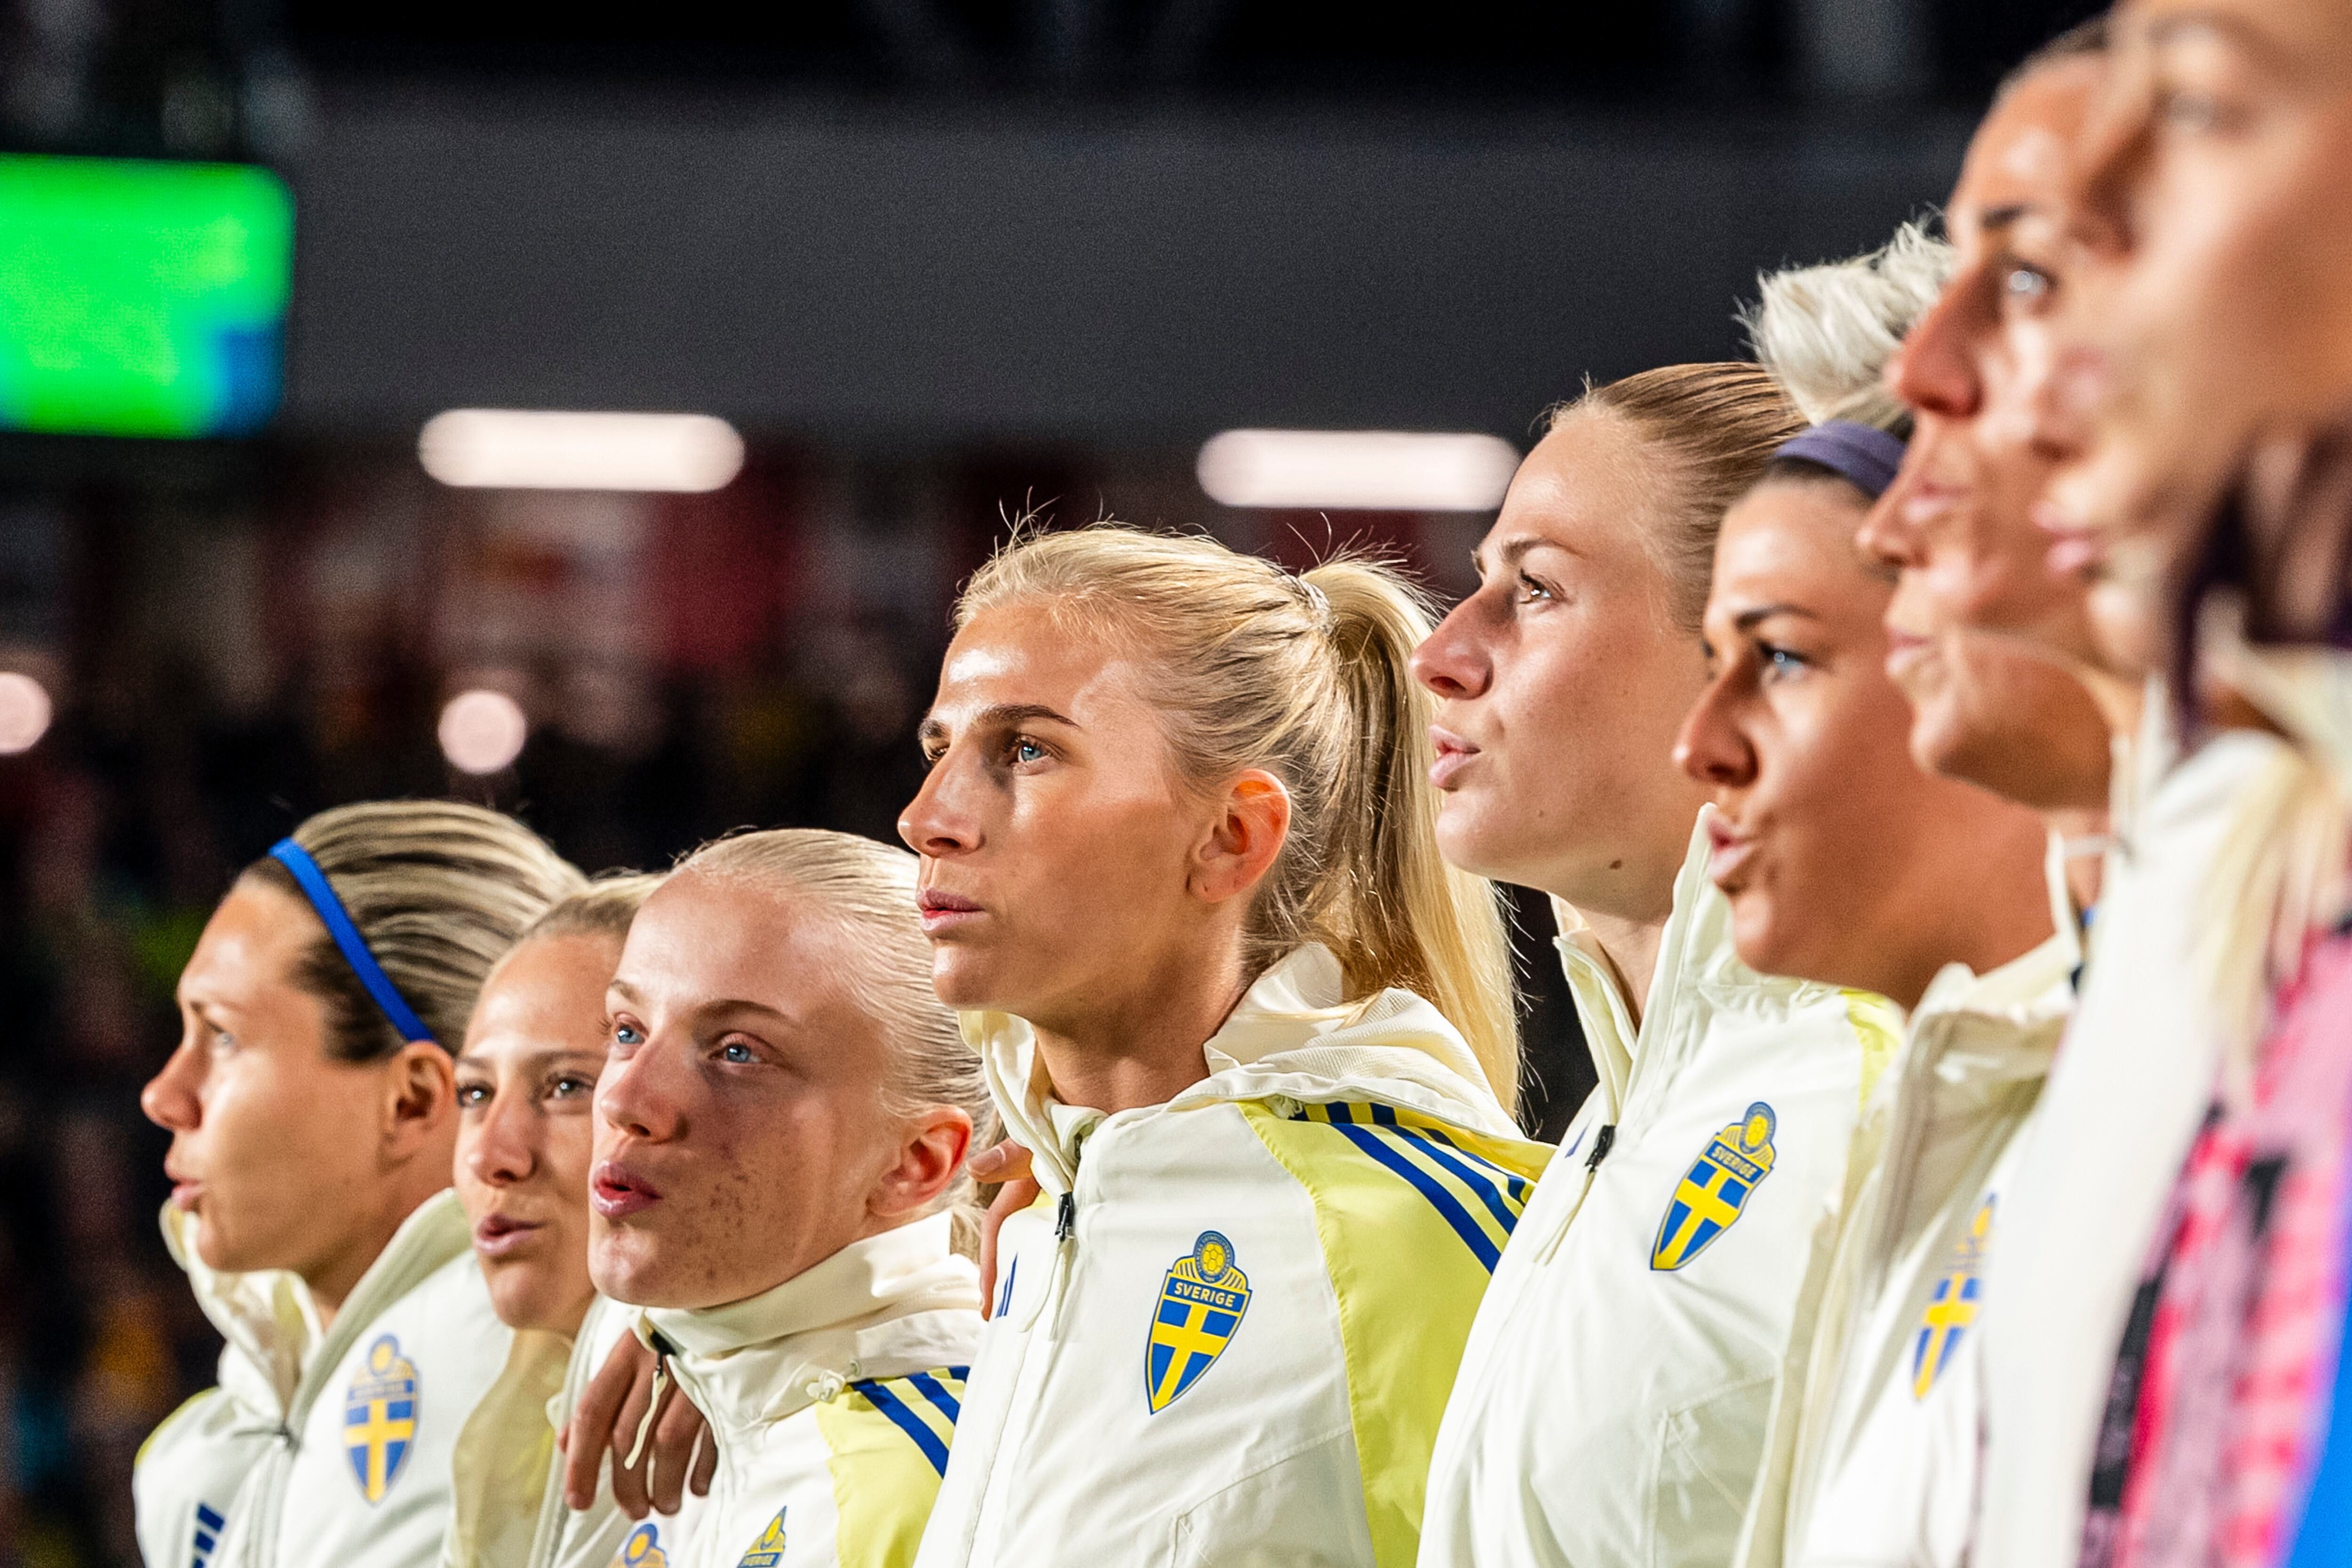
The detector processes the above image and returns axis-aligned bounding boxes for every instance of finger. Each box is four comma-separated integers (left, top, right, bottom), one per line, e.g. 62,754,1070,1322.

690,1425,717,1497
563,1336,639,1510
980,1174,1042,1318
647,1384,708,1515
965,1138,1033,1183
607,1370,658,1520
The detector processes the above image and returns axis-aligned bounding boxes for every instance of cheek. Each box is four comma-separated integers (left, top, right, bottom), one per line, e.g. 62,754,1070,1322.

543,1116,597,1202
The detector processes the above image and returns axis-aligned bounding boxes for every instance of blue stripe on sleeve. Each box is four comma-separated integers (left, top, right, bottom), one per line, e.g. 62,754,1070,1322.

855,1379,950,1476
1327,1120,1501,1270
1383,1125,1523,1237
906,1369,962,1425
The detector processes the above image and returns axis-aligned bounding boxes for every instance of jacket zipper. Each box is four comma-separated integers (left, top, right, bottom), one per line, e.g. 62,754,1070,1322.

1584,1122,1617,1171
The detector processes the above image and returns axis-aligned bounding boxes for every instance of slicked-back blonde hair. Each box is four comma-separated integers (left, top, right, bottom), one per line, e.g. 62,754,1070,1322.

511,872,664,950
956,526,1520,1110
240,801,588,1062
1554,364,1809,631
676,829,998,1252
1743,221,1956,435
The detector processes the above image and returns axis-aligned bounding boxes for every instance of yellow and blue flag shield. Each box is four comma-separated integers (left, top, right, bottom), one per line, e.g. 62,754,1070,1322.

1912,1195,1993,1398
736,1508,787,1568
611,1521,669,1568
1145,1230,1251,1413
342,1334,419,1503
1652,1102,1779,1271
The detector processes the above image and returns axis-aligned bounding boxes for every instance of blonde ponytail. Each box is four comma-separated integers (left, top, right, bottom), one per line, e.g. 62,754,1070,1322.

957,526,1521,1110
1304,561,1519,1099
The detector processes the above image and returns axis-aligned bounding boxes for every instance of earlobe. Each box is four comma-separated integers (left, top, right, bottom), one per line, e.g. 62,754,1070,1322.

1192,772,1292,904
874,1108,975,1221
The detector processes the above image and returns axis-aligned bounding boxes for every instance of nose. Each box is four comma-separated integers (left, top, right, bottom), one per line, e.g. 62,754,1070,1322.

595,1035,683,1146
1409,593,1494,701
463,1085,537,1186
1672,669,1758,790
1888,270,1982,423
140,1035,205,1133
1856,463,1927,572
899,747,982,860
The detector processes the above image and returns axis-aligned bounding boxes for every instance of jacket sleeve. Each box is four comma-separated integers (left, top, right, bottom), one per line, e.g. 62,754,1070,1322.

1241,1101,1549,1568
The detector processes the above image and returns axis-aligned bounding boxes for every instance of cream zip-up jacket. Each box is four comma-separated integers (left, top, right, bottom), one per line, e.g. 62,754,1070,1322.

1735,837,2081,1568
137,1189,515,1568
1418,812,1900,1568
1977,701,2291,1568
519,1297,650,1568
622,1216,983,1568
914,944,1551,1568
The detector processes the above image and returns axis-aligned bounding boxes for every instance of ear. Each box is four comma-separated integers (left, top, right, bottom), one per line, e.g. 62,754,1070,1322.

380,1040,457,1161
870,1106,975,1222
1189,770,1291,906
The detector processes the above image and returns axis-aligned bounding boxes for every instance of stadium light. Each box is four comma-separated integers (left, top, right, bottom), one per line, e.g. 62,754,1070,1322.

0,673,51,754
418,410,744,493
438,690,528,774
1197,429,1519,512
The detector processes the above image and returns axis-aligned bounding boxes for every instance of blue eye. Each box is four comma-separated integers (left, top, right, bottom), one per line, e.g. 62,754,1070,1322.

550,1075,594,1100
612,1023,643,1047
456,1082,490,1110
2002,265,2052,305
720,1042,755,1065
1011,738,1046,765
1759,645,1811,682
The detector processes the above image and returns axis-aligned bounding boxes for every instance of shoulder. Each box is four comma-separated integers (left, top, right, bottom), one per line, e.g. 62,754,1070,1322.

1239,1099,1545,1279
811,1369,967,1568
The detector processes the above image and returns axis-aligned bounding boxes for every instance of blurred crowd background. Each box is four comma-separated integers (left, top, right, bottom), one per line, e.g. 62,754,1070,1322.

0,1,2094,1562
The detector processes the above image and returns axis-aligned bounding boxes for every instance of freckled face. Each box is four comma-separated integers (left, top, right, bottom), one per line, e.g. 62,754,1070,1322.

588,873,902,1310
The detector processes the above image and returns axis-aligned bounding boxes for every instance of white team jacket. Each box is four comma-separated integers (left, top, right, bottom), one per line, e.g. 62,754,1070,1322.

1735,836,2080,1568
1418,810,1901,1568
914,943,1552,1568
1977,706,2291,1568
618,1216,984,1568
520,1297,650,1568
138,1189,516,1568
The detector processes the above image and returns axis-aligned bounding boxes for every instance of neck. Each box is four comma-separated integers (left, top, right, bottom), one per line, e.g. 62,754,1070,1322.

1028,932,1251,1115
303,1171,447,1328
1573,908,1670,1030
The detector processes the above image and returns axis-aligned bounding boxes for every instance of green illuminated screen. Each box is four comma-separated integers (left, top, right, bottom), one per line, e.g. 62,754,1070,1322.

0,155,293,438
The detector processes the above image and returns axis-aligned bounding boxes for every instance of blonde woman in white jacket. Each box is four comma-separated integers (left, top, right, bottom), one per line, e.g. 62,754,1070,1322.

574,828,993,1568
899,526,1546,1568
432,875,664,1568
134,803,587,1568
1409,356,1907,1568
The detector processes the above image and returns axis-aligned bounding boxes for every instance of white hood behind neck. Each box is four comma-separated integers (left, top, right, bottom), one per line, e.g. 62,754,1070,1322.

643,1215,979,1434
960,943,1519,1195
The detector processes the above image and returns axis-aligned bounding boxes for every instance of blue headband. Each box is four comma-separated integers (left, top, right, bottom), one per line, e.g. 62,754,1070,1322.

1773,420,1908,500
269,838,435,1044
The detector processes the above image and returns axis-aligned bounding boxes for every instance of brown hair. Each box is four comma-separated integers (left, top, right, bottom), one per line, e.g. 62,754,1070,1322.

1552,364,1807,630
957,527,1521,1109
240,801,588,1063
512,872,663,950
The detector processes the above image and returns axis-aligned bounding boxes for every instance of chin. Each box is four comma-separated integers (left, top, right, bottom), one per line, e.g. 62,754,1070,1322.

927,948,1002,1012
1433,799,1537,889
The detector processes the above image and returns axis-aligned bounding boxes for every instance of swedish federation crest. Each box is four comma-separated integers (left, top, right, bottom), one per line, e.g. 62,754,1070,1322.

1912,1195,1993,1398
1652,1102,1780,1271
1145,1230,1251,1413
612,1521,669,1568
736,1507,788,1568
342,1334,420,1503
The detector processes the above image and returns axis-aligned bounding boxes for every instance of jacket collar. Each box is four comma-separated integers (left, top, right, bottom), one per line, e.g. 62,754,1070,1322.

161,1187,474,1418
962,943,1516,1196
642,1215,978,1435
1552,807,1834,1119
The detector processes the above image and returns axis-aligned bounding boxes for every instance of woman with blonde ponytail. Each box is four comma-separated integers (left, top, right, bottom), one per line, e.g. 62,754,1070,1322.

898,525,1546,1568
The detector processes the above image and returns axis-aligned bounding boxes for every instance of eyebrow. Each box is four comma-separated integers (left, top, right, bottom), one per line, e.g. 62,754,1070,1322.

919,701,1078,745
1975,202,2031,234
1473,534,1576,576
1732,603,1821,633
455,1044,606,1070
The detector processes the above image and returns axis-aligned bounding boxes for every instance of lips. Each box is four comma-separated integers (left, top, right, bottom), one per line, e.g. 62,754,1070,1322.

163,1160,201,1212
472,1212,546,1259
1883,625,1937,688
590,1161,662,1221
916,886,982,936
1704,813,1756,889
1428,725,1479,789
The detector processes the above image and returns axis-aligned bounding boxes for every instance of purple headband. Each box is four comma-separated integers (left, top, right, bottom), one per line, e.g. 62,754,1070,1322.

1772,420,1908,500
